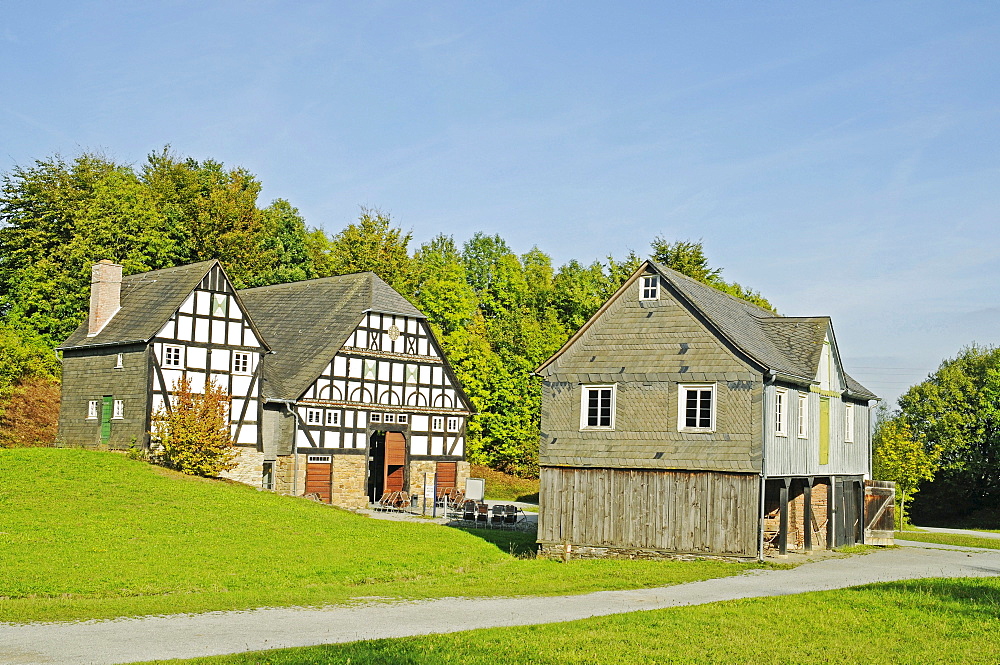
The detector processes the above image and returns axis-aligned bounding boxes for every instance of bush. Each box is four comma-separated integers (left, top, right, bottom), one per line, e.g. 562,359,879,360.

151,377,236,477
0,376,60,448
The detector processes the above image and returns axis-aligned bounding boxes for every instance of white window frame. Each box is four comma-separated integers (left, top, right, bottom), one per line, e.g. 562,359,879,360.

447,417,459,432
87,400,99,419
397,414,408,424
306,408,322,426
431,416,444,432
325,410,340,426
774,389,787,437
640,275,659,300
798,393,808,439
232,352,250,375
115,353,124,369
370,412,383,424
677,383,716,432
307,455,331,463
384,413,396,424
112,399,124,420
580,385,616,430
845,404,855,442
163,344,184,368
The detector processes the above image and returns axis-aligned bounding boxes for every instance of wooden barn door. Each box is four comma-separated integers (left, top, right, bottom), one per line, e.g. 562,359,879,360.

305,455,332,503
864,480,896,546
436,462,457,492
384,432,407,493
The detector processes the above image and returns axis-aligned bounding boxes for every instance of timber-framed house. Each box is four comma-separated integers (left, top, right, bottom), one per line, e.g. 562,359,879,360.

535,260,886,560
57,261,473,509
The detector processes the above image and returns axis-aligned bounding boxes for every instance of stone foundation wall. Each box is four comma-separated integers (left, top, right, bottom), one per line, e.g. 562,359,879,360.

331,455,369,510
274,454,304,496
538,542,753,563
220,449,265,487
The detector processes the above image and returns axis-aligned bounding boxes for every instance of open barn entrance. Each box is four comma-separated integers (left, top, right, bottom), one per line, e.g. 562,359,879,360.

367,431,407,503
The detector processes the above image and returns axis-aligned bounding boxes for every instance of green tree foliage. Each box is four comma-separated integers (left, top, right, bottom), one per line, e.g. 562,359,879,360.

0,324,61,443
651,237,774,312
872,406,939,529
315,208,413,291
899,345,1000,519
152,377,237,477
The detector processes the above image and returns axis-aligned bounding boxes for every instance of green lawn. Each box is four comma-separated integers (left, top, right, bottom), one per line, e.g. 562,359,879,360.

0,449,753,623
894,531,1000,549
141,577,1000,664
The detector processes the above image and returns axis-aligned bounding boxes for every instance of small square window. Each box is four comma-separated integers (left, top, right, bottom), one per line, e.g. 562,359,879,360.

640,275,659,300
163,345,184,368
397,414,408,424
87,400,99,419
384,413,396,424
306,408,322,425
580,385,616,429
370,412,382,424
447,417,459,432
325,410,340,426
678,384,715,432
432,416,444,432
232,352,250,375
113,400,124,420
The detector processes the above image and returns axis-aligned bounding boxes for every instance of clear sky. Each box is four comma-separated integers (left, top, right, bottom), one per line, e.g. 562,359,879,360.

3,1,1000,405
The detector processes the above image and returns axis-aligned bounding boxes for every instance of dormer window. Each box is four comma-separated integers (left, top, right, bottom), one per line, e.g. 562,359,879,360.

640,275,658,300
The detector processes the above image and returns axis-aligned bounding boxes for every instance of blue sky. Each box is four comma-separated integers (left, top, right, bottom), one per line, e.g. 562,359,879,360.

3,1,1000,404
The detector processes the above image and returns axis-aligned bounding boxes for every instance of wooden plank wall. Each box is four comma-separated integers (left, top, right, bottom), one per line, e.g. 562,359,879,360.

539,467,759,556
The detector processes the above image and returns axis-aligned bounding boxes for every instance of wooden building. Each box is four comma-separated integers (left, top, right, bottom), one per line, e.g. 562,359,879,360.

57,260,473,509
534,260,885,559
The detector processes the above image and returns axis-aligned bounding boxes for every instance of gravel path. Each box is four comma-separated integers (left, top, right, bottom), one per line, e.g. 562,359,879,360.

3,543,1000,665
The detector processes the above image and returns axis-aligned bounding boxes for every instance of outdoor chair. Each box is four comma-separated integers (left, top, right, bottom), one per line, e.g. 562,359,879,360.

376,491,398,511
476,502,489,526
503,504,520,525
396,491,412,511
462,500,477,522
491,504,506,528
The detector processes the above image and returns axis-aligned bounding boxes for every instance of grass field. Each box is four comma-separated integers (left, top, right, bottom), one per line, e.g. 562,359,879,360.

472,465,539,503
144,576,1000,664
895,531,1000,549
0,449,753,624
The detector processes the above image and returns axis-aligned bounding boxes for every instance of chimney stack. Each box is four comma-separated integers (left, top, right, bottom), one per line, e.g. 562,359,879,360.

88,260,123,336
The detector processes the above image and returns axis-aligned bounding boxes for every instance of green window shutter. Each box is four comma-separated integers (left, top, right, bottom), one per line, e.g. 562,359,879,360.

100,396,113,445
819,397,830,465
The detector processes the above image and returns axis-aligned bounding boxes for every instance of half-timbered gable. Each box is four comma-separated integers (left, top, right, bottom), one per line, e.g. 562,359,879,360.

535,260,879,560
239,272,473,508
57,260,269,451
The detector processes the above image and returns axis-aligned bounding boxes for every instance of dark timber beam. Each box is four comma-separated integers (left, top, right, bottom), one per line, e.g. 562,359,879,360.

803,478,813,553
778,478,790,556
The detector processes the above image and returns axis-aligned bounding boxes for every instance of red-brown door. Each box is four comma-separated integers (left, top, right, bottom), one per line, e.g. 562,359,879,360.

305,455,332,503
436,461,457,492
384,432,407,493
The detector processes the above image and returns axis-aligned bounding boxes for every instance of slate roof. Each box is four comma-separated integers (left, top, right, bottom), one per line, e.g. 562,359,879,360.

59,260,221,351
650,261,877,399
238,272,425,400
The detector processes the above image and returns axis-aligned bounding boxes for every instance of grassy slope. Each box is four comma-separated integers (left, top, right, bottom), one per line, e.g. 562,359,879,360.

148,577,1000,665
0,449,752,623
894,531,1000,549
473,465,539,503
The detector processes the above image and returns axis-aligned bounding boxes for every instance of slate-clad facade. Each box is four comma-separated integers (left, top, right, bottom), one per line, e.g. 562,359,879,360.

535,260,879,559
57,261,473,510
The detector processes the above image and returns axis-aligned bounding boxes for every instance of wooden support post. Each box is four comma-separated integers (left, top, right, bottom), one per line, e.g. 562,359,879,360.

803,479,813,553
778,478,790,556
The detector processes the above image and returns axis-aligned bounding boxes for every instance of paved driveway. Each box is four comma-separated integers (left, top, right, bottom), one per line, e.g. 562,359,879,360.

3,542,999,665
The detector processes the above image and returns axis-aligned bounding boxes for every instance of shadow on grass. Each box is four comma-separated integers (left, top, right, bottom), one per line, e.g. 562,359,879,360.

516,492,539,503
453,527,538,557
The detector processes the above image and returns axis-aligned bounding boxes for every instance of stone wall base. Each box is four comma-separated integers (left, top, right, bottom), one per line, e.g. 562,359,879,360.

537,542,755,563
220,449,266,487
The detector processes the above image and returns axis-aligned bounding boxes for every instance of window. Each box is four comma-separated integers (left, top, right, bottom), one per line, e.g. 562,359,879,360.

432,416,444,432
307,455,331,463
640,275,659,300
774,389,787,436
115,353,124,369
447,417,459,432
798,393,808,438
163,345,184,368
306,408,322,425
678,384,715,431
581,385,615,429
325,410,340,426
397,414,408,424
370,412,382,423
87,400,99,419
232,352,250,375
845,404,855,442
262,461,274,490
383,413,396,424
113,400,124,420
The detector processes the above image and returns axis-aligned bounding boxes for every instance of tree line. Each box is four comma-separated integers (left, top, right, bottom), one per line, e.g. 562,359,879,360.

0,148,771,473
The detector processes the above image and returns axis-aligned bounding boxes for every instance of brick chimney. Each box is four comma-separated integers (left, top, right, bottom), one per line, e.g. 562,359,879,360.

88,260,123,336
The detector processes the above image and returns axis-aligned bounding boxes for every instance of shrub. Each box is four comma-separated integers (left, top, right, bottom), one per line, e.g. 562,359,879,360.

151,377,236,477
0,376,60,448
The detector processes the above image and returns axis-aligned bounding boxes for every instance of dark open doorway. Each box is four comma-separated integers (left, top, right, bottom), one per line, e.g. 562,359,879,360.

367,430,407,502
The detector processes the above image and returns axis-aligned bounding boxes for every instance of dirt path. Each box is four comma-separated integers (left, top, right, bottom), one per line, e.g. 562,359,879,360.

3,543,1000,665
